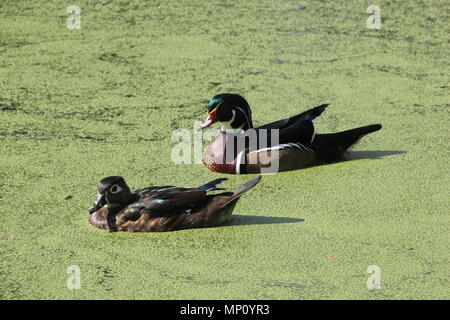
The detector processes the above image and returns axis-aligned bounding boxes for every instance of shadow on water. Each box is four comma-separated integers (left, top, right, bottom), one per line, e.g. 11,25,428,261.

227,215,304,227
344,150,406,161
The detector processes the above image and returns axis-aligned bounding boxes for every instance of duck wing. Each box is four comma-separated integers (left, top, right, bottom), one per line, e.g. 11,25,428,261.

134,186,181,199
278,119,315,145
196,177,228,191
118,188,209,225
134,178,227,198
116,176,261,232
120,178,229,221
250,119,316,148
256,104,329,130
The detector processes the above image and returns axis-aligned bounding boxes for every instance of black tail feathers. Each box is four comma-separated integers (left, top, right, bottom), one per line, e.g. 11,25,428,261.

313,124,382,162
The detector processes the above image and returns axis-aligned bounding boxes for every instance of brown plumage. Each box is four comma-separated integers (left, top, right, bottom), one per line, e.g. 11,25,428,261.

88,175,262,232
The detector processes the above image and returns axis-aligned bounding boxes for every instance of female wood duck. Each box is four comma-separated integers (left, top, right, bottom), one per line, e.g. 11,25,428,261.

198,93,382,174
88,175,261,232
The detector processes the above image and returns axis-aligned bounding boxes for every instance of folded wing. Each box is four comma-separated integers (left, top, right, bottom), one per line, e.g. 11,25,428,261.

256,104,329,130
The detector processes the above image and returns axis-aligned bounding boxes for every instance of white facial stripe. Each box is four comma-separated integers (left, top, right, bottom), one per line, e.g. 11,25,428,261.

214,100,225,111
233,106,251,129
221,110,237,131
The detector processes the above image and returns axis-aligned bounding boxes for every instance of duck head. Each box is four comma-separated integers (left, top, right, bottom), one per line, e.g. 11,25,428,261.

88,176,135,214
198,93,254,131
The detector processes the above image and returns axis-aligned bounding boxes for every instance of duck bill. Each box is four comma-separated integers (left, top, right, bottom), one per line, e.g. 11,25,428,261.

197,108,217,131
88,193,106,214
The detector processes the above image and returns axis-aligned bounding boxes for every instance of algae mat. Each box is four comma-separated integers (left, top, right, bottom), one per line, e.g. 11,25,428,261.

0,0,448,299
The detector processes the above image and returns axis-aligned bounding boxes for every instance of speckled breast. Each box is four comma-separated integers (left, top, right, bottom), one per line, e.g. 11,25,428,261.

89,207,117,232
203,132,238,174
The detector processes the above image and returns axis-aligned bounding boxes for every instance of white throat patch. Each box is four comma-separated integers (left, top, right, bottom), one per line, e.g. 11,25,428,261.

220,107,251,132
221,110,239,131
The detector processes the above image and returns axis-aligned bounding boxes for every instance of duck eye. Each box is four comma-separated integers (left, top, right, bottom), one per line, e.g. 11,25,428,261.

110,184,120,194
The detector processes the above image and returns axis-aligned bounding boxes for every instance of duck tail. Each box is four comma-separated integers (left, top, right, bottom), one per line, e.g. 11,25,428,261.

205,175,261,226
213,175,262,210
313,124,382,162
224,175,262,206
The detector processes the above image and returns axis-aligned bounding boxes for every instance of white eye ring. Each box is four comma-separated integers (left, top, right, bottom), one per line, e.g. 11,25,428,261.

110,184,120,194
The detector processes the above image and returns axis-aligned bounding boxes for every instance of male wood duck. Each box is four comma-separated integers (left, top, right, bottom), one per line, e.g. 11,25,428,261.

198,93,382,174
88,175,261,232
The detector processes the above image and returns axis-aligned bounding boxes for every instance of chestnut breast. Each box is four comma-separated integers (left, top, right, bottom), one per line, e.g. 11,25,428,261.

89,207,117,231
203,132,241,174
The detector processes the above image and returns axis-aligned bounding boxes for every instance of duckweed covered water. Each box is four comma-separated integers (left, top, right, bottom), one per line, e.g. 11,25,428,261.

0,0,448,299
